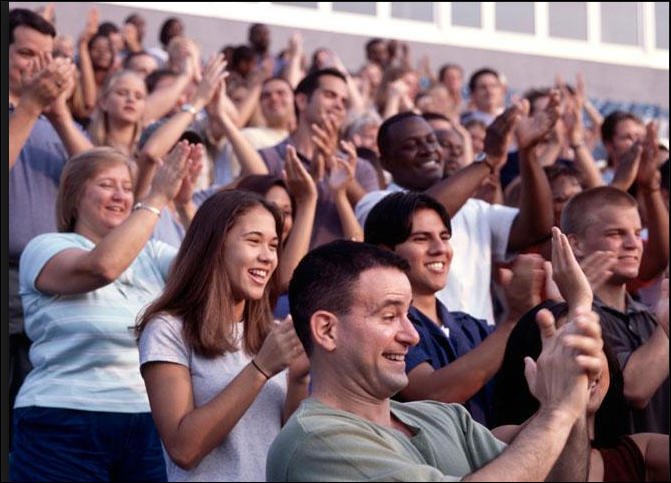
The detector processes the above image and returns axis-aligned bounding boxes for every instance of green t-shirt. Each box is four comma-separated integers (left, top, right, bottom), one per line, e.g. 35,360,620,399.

266,398,507,481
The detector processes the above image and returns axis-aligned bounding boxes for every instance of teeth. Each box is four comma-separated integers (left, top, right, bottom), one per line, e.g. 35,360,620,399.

249,269,268,278
383,354,405,362
426,262,444,272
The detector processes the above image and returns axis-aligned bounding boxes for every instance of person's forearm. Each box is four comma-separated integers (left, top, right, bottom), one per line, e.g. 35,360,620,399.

9,100,42,169
144,74,191,123
282,376,310,424
622,326,669,409
48,111,94,156
382,92,402,120
278,197,317,291
462,408,576,482
77,42,97,111
572,143,602,189
425,161,491,217
234,83,262,129
545,415,590,482
175,200,197,231
638,190,669,281
507,148,553,253
142,109,198,159
345,75,365,115
404,322,514,403
335,190,363,241
83,191,169,282
216,113,269,176
345,178,367,207
283,52,303,89
161,363,270,470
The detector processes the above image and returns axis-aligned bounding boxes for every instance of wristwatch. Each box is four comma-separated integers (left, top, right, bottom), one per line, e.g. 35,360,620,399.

180,103,198,116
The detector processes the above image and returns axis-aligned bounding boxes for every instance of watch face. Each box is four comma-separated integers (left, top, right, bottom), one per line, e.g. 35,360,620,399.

474,152,487,162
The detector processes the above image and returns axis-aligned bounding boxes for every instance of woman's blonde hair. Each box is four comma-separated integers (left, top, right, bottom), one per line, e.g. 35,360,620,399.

56,147,136,232
88,70,145,153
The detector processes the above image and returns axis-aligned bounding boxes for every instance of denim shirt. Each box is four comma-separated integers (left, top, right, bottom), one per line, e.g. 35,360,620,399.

405,301,495,426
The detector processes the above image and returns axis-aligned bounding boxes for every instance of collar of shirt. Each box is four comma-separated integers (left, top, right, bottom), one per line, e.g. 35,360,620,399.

593,292,650,316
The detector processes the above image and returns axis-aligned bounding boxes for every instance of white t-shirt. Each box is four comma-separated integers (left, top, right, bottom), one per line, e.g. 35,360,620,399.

139,314,288,482
356,185,518,324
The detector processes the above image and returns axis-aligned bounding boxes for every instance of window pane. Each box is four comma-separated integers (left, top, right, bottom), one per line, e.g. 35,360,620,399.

452,2,481,28
391,2,434,22
333,2,376,15
272,2,317,8
495,2,535,34
601,2,639,46
549,2,587,40
656,2,669,49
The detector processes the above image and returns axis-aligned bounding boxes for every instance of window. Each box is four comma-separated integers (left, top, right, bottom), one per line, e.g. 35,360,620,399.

272,2,317,8
656,2,669,50
452,2,481,28
391,2,434,22
333,2,376,15
495,2,535,34
549,2,587,40
601,3,639,46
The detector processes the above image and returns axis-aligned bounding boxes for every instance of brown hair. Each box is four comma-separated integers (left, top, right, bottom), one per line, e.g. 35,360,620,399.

136,190,283,358
560,186,638,237
56,147,136,232
88,70,145,153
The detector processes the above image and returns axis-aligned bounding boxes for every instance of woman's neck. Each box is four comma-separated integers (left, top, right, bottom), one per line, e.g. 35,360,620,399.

106,120,136,155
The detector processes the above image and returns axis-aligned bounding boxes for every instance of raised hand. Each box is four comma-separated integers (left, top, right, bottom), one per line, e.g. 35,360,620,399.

284,144,318,205
483,100,525,169
328,140,357,193
515,89,562,151
192,54,228,109
501,254,546,323
310,113,339,181
636,121,661,192
551,226,593,312
79,8,99,45
20,53,74,113
525,306,602,421
611,141,643,190
174,144,204,206
254,316,306,378
147,140,192,205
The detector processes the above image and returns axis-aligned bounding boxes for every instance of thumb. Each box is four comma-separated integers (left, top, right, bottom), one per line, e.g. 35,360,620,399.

523,356,537,390
536,309,557,347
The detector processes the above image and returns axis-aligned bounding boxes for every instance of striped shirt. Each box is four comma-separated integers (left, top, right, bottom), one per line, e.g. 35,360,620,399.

16,233,176,413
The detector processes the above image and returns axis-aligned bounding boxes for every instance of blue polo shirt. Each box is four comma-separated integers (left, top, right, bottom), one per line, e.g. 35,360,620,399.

405,301,496,427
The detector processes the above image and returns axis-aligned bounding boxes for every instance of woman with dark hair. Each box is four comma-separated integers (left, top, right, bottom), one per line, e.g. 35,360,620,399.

136,189,309,481
10,143,193,481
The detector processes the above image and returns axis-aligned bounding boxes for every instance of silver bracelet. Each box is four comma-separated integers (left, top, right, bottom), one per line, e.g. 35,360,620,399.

132,202,161,217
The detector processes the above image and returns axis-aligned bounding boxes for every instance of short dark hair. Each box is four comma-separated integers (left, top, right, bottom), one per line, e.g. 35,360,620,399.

289,240,409,355
365,38,385,55
97,21,120,37
377,111,420,158
421,112,451,124
601,110,643,144
468,67,500,94
660,159,669,192
9,8,56,44
159,17,182,47
293,68,347,119
560,186,637,236
145,68,177,93
523,87,551,115
543,164,580,184
438,63,462,82
364,192,452,249
232,45,255,69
